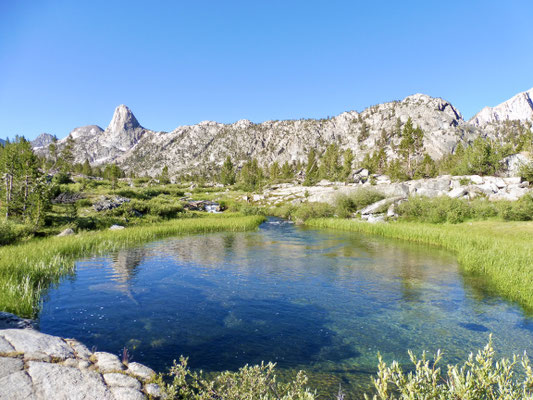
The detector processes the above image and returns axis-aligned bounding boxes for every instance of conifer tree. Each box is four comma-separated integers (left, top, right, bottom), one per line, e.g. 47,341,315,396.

220,156,236,186
341,149,354,181
159,165,170,184
281,161,294,179
303,148,319,186
399,117,424,178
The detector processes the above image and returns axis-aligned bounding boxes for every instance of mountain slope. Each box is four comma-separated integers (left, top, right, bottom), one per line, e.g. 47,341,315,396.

32,88,533,176
35,105,151,164
118,94,472,175
470,88,533,126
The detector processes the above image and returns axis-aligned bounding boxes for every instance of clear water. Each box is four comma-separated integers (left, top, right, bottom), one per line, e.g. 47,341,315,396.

38,219,533,398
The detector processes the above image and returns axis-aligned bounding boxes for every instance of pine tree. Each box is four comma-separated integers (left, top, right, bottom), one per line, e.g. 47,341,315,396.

239,158,263,191
59,136,75,173
399,117,424,178
159,165,170,184
303,148,319,186
81,159,93,176
358,121,370,143
269,161,280,182
342,149,354,181
220,156,236,186
281,161,294,179
319,143,341,181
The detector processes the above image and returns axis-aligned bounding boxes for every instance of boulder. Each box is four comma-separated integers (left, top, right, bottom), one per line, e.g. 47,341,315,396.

0,330,74,361
0,370,35,400
93,196,130,212
0,357,23,379
27,361,114,400
360,196,404,215
447,187,467,198
501,153,531,177
92,352,124,373
415,188,442,198
109,225,125,231
57,228,75,237
126,362,155,381
0,311,35,330
103,373,141,390
110,387,146,400
145,383,163,398
469,175,484,185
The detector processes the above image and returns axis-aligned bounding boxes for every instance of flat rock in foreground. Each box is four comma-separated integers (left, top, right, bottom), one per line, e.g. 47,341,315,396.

0,326,161,399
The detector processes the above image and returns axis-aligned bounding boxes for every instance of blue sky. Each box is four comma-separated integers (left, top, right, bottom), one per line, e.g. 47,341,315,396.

1,1,532,140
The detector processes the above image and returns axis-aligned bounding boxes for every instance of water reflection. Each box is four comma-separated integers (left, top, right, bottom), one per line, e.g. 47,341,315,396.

38,219,533,399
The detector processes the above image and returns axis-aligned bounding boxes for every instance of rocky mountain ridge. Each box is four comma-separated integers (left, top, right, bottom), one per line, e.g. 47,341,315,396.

470,87,533,126
33,89,533,176
30,133,56,148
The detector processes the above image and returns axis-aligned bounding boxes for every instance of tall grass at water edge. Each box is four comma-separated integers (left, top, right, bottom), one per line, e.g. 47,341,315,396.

306,218,533,313
0,214,265,318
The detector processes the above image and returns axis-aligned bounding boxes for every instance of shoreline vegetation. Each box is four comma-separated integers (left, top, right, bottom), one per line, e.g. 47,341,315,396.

0,214,265,318
306,218,533,314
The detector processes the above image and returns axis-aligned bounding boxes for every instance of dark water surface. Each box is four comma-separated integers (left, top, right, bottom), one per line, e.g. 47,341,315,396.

38,219,533,397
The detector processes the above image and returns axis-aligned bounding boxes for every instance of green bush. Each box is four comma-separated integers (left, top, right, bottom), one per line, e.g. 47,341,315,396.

52,172,72,184
0,222,17,246
365,337,533,400
335,189,385,218
76,198,92,207
156,357,315,400
500,194,533,221
292,202,334,222
397,196,472,224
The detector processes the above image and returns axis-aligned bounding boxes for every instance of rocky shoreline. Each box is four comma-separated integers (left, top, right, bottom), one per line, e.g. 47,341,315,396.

0,313,162,400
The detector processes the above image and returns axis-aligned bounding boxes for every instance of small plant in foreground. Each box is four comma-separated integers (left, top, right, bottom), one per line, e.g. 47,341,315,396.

365,337,533,399
155,357,315,400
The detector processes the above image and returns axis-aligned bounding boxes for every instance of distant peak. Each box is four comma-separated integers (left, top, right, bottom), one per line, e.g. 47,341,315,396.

31,132,56,148
107,104,141,133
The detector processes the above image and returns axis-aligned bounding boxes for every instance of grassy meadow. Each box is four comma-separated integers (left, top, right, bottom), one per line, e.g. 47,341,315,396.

0,213,265,318
306,218,533,313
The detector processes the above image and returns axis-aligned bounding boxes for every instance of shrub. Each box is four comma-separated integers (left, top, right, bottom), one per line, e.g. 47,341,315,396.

0,222,17,246
397,196,472,224
76,198,92,207
500,194,533,221
519,161,533,182
292,202,334,222
351,189,385,210
52,172,72,184
365,337,533,400
335,189,385,218
156,357,315,400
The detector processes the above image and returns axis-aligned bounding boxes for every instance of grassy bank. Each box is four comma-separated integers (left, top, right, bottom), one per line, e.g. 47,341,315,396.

306,218,533,313
0,214,265,318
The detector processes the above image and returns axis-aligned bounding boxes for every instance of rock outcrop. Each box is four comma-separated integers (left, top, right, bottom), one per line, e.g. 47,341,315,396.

0,327,162,399
258,175,530,206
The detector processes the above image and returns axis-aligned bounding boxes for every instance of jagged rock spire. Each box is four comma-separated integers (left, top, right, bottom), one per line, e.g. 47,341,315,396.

106,105,141,134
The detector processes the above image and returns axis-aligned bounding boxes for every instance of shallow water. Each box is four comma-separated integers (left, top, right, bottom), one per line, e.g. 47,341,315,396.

38,219,533,398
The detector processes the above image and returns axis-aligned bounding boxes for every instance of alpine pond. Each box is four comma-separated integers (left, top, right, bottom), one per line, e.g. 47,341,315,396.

37,219,533,397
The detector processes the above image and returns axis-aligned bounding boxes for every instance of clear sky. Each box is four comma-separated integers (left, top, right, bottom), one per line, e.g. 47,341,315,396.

1,1,532,141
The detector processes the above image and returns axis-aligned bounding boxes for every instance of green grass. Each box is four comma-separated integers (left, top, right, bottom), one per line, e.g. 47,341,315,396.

0,214,265,318
306,218,533,313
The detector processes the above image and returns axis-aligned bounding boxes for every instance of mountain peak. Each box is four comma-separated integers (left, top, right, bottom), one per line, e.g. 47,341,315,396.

106,104,141,134
31,133,56,148
470,87,533,126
